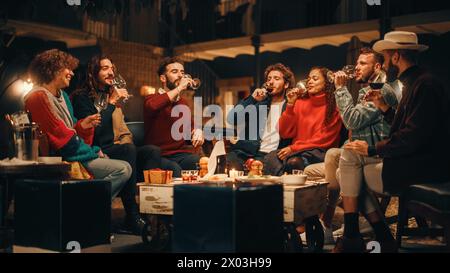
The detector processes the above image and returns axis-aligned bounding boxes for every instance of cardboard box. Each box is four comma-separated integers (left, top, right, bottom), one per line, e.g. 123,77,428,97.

143,169,173,184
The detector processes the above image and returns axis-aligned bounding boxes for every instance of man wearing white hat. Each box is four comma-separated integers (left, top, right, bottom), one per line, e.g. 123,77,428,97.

335,31,450,253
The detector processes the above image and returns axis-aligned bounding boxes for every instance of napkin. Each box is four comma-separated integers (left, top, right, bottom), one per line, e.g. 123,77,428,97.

205,140,226,178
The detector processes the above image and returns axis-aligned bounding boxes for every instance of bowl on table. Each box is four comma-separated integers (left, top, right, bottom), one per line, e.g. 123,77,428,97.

281,174,307,185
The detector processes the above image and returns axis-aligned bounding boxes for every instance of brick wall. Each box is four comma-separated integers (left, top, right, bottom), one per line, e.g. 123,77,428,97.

98,38,164,121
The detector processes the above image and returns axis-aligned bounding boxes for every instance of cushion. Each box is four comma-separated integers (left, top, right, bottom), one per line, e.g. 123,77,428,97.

407,183,450,212
126,121,144,147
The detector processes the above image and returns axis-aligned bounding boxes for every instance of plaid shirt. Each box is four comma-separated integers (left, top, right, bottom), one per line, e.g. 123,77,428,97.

335,84,398,147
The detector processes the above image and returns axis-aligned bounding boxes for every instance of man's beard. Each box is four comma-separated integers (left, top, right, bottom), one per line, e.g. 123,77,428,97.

100,77,113,92
166,77,178,90
356,73,371,84
386,59,400,82
356,67,375,84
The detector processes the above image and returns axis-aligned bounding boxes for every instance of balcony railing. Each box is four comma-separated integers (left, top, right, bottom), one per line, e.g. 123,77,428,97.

160,0,450,46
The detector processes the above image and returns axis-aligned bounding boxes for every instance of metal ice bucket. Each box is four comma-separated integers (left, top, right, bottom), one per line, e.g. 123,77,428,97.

13,123,39,161
5,111,40,161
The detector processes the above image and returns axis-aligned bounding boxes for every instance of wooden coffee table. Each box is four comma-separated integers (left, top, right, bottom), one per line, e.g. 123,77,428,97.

138,180,328,252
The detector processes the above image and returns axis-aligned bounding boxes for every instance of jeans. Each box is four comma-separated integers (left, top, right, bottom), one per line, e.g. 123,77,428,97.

139,145,162,180
82,157,131,200
161,153,200,177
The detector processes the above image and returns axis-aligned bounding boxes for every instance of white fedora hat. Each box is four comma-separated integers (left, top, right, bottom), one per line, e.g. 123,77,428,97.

373,31,429,52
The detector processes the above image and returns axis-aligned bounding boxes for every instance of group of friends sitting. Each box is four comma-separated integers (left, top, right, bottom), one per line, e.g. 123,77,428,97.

23,31,450,252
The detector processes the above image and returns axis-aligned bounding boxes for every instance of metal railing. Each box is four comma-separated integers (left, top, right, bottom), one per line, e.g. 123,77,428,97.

160,0,450,45
158,16,220,106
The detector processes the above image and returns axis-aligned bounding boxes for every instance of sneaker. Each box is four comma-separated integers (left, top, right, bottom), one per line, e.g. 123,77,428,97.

332,236,366,253
332,224,345,239
320,219,335,245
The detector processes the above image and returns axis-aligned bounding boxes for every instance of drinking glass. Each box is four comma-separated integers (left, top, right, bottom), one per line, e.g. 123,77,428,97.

189,170,199,181
327,65,356,83
183,74,201,90
261,82,274,95
181,170,191,182
295,79,309,96
111,74,133,103
94,92,109,113
369,70,387,90
112,74,127,89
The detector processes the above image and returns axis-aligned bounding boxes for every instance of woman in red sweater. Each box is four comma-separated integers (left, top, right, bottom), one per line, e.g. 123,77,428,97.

276,67,342,173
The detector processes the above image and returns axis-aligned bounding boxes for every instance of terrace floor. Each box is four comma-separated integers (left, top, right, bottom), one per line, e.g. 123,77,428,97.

10,197,447,253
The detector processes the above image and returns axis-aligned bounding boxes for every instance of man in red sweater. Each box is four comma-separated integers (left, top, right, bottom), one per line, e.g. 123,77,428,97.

143,57,204,177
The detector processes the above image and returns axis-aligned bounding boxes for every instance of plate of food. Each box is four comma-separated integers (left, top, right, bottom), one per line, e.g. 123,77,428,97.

198,174,233,183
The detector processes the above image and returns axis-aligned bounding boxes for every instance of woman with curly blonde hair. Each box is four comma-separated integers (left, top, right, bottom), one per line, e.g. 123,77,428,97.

25,49,130,201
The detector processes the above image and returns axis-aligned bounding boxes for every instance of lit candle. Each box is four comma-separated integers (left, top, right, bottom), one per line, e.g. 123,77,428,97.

229,169,238,179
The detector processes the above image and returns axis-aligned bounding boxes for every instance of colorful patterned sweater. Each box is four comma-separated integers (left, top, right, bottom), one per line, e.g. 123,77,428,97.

24,88,100,162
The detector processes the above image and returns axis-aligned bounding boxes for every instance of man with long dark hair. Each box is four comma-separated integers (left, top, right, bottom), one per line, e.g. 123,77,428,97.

24,49,130,202
72,55,160,235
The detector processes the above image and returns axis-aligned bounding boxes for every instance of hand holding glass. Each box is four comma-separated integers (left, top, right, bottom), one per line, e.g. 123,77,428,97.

111,74,133,103
295,79,309,95
261,82,273,95
183,74,201,90
327,65,356,83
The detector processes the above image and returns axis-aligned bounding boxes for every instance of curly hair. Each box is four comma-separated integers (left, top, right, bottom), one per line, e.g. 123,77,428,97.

73,54,116,99
28,49,79,85
264,63,296,90
302,66,337,126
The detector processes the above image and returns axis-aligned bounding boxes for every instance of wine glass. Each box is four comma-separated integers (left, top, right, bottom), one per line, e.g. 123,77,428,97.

296,79,309,95
369,70,387,90
362,71,387,105
94,92,109,113
112,74,126,89
261,82,273,95
327,65,356,83
111,74,133,103
183,74,201,90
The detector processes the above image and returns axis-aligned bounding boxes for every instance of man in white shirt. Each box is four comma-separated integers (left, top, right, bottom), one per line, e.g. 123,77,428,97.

226,63,295,173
